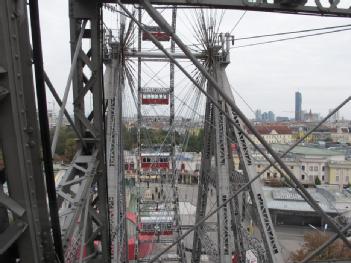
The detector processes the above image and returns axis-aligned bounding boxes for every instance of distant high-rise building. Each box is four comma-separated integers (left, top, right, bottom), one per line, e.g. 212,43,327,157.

261,112,268,122
268,111,275,122
295,92,302,121
255,109,262,121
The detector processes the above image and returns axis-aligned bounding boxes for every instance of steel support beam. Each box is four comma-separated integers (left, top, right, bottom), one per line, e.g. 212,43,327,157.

67,0,110,261
126,50,205,59
135,6,142,260
28,0,64,260
218,62,282,262
57,149,100,262
169,7,186,262
212,81,236,262
116,0,351,17
192,98,215,262
105,42,128,262
51,20,87,155
43,71,86,147
0,0,56,261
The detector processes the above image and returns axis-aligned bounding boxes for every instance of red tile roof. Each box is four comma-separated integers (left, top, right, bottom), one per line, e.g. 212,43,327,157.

249,125,292,135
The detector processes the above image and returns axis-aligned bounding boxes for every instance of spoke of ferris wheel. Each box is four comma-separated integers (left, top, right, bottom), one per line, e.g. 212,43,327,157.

133,0,351,250
117,0,351,253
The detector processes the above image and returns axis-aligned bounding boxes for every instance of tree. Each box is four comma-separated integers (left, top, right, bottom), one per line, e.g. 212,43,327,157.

290,231,351,261
50,126,76,156
315,176,321,185
64,138,76,162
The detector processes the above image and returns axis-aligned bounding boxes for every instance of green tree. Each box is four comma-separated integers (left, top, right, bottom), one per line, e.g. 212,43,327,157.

64,138,76,161
50,126,76,157
315,176,321,185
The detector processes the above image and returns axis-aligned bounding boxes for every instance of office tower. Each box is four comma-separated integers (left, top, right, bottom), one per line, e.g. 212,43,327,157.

295,92,302,121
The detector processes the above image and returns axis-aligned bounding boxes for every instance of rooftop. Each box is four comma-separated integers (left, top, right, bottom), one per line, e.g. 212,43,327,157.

264,187,337,213
271,144,345,157
249,125,292,135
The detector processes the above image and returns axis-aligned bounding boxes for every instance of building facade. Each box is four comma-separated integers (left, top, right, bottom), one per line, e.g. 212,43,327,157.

328,161,351,188
248,125,293,145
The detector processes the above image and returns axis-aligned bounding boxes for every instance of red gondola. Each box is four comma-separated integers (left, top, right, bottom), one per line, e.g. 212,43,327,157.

142,26,170,42
141,153,170,170
142,93,169,105
139,215,174,236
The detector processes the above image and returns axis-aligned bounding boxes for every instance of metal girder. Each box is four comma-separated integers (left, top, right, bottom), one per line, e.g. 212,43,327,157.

197,229,219,262
192,100,214,263
51,20,87,156
216,61,283,262
135,7,142,260
44,72,85,145
0,221,27,254
116,0,351,17
68,0,110,261
126,50,205,59
170,7,186,263
0,0,57,261
193,63,247,263
105,45,128,262
56,149,98,245
56,149,108,263
213,92,236,262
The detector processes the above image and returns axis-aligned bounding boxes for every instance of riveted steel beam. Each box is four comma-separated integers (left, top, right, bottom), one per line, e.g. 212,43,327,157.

115,0,351,17
0,0,57,261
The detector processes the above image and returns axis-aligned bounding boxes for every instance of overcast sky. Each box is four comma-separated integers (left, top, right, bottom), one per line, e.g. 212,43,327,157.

39,1,351,120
